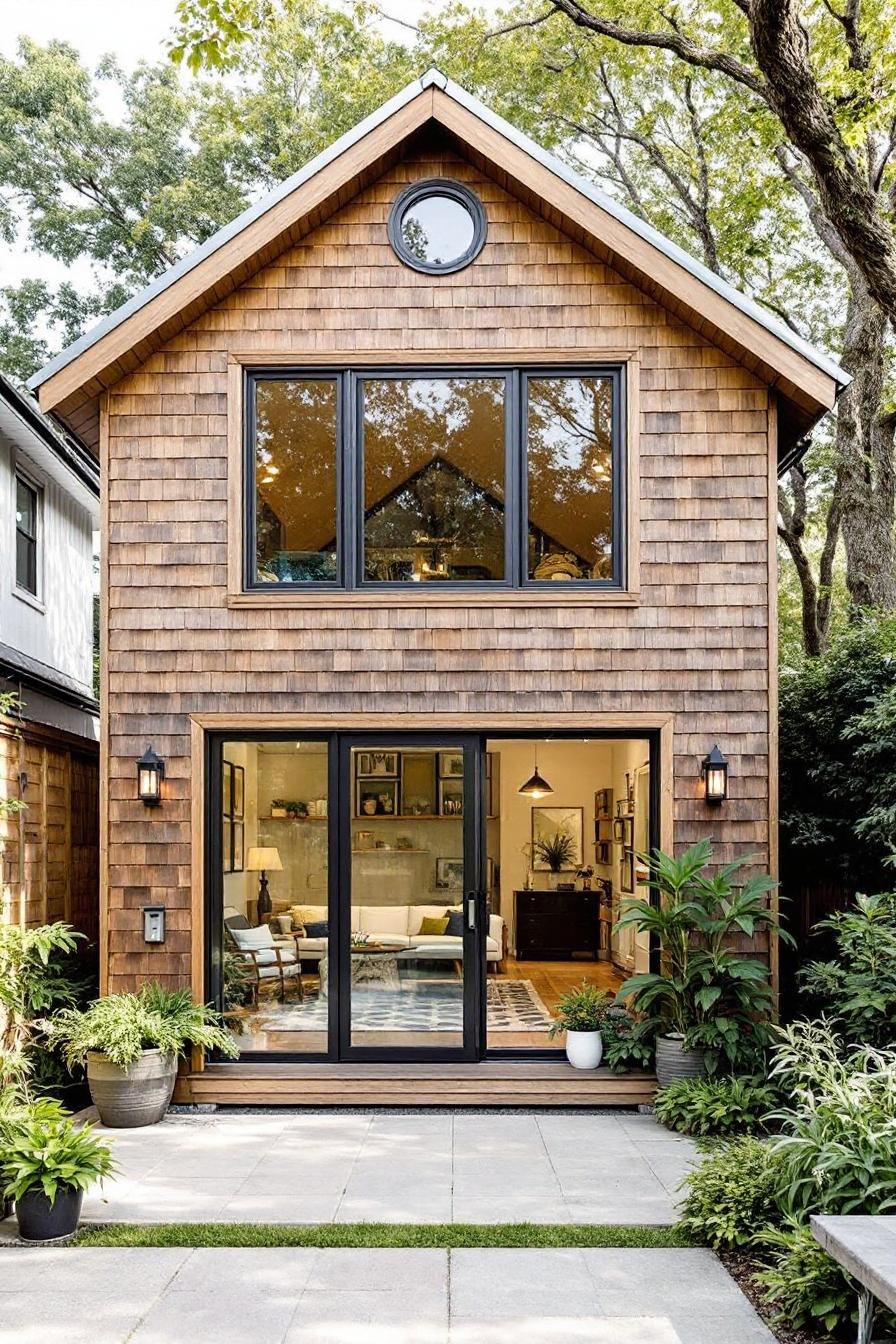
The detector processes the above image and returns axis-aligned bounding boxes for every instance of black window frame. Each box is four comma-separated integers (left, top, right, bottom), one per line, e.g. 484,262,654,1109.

14,471,40,598
243,364,626,593
387,178,488,276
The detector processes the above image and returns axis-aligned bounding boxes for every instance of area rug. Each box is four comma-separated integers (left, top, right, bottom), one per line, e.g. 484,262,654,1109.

258,978,553,1034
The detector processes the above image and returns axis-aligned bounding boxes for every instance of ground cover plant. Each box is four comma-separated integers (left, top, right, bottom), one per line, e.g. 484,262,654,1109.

655,1076,779,1138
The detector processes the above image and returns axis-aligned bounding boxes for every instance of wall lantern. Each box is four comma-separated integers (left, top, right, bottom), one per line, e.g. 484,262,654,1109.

142,905,166,944
137,746,165,806
518,744,554,799
701,745,729,806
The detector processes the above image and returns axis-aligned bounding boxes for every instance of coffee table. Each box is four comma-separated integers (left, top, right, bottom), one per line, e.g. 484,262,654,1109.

317,941,405,998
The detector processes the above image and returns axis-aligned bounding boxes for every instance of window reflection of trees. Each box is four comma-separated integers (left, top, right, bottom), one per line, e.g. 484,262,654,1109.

362,378,506,582
527,377,614,580
254,379,338,583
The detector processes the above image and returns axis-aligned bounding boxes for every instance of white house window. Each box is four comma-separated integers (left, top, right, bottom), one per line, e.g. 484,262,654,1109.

15,474,39,597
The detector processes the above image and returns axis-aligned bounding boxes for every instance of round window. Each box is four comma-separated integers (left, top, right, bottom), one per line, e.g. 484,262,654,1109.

388,179,487,274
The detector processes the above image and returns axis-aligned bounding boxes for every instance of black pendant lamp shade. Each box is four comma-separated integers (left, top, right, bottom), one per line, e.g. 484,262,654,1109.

518,746,553,798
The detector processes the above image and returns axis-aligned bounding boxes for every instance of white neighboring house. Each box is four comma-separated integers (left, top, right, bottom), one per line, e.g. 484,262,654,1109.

0,370,100,931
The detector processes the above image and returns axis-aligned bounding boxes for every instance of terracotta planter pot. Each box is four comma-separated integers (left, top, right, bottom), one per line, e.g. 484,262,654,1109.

655,1035,707,1088
15,1184,83,1242
86,1048,177,1128
565,1029,603,1070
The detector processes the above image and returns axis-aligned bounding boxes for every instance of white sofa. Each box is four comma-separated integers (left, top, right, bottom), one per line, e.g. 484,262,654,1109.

285,903,505,968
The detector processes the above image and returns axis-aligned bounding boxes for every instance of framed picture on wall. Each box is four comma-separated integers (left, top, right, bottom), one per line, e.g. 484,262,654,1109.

222,761,233,817
232,765,244,819
232,822,244,873
356,751,399,778
531,806,584,870
436,857,464,889
620,848,635,894
594,789,613,819
222,813,233,874
438,751,464,779
613,816,633,846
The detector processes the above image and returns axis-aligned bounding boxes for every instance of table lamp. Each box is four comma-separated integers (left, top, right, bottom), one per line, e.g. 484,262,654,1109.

246,846,282,922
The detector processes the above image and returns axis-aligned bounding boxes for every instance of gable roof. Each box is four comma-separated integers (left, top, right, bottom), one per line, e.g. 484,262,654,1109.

29,68,847,461
0,370,99,517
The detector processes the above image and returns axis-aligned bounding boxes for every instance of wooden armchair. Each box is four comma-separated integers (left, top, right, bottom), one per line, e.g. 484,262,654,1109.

224,912,304,1004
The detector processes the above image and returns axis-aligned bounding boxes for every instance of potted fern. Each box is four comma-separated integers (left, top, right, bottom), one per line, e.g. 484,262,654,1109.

49,984,238,1127
548,981,613,1069
0,1110,114,1241
533,831,577,889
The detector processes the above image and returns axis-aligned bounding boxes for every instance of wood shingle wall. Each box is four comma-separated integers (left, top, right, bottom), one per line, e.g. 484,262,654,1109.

103,142,774,992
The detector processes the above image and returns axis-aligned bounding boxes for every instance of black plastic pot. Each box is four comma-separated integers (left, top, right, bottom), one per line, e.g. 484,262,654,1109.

15,1185,83,1242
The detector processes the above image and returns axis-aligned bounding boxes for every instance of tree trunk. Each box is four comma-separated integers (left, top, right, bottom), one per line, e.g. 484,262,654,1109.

836,280,896,611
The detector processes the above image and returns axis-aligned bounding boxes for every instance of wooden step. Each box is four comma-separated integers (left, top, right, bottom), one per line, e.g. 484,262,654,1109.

175,1061,656,1108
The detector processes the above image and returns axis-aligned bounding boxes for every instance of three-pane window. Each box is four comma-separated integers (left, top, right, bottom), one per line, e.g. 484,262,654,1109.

15,475,39,596
246,367,622,590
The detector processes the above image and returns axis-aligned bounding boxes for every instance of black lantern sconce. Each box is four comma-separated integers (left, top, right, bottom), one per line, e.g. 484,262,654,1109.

137,746,165,807
142,905,166,944
701,745,729,806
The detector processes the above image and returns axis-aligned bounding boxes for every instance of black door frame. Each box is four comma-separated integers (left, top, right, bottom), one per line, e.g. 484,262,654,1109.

205,726,661,1064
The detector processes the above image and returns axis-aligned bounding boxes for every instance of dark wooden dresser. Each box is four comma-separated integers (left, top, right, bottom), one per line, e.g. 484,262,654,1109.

514,889,600,960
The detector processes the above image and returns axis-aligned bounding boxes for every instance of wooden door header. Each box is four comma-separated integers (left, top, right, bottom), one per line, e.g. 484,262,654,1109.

29,69,846,455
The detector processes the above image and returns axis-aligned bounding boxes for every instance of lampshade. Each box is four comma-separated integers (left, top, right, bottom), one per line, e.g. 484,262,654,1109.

246,846,283,872
518,766,554,798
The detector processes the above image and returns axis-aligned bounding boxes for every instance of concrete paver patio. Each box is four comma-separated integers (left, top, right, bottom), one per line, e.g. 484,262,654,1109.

0,1246,775,1343
50,1110,700,1226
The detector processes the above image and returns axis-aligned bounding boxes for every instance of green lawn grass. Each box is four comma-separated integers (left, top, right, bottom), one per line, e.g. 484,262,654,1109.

73,1222,693,1249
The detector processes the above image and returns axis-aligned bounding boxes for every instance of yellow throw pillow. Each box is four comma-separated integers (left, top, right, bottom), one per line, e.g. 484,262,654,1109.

419,915,450,937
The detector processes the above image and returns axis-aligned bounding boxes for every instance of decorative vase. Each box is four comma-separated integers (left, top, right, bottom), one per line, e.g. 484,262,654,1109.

565,1030,603,1070
86,1048,177,1127
15,1184,84,1242
655,1035,708,1088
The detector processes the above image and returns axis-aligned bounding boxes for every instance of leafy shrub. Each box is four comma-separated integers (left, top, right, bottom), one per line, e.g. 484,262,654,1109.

800,892,896,1046
548,981,613,1037
769,1020,896,1219
0,921,87,1093
655,1076,778,1137
601,1008,655,1072
50,984,238,1069
616,839,788,1071
0,1112,114,1205
756,1221,861,1339
677,1135,785,1249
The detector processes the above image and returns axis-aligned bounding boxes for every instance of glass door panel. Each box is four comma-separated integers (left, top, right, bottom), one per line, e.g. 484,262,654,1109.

343,739,482,1057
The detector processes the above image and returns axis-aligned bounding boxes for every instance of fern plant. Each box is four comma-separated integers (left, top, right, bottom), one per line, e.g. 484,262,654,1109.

49,984,238,1069
548,981,613,1037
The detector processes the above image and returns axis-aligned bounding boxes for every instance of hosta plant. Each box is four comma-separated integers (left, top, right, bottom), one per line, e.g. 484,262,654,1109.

601,1008,656,1072
615,839,791,1071
655,1075,779,1137
49,983,238,1070
1,1113,114,1206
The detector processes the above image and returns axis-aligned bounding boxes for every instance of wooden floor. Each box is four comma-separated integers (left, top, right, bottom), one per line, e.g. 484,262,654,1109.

176,1060,656,1108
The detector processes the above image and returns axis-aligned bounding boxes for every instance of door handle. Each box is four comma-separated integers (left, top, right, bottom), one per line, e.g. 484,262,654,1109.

467,891,478,929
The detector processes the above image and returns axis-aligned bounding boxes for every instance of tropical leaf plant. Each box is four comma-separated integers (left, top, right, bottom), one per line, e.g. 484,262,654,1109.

614,839,792,1070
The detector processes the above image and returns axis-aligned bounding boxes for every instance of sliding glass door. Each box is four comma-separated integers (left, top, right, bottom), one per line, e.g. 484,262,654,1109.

337,735,485,1060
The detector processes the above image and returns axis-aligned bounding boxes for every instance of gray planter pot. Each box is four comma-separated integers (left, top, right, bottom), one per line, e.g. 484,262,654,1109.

655,1035,707,1089
86,1048,177,1128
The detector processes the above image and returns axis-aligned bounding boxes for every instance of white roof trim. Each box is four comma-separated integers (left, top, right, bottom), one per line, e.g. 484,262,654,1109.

29,67,848,394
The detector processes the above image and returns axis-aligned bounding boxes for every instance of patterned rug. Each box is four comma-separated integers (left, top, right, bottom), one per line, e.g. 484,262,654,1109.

259,978,553,1033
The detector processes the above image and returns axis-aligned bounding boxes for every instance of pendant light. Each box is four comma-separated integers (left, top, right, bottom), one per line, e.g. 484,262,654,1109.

518,744,553,798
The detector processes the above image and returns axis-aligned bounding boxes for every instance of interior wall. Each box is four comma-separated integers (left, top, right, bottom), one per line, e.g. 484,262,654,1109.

221,740,257,915
610,738,652,973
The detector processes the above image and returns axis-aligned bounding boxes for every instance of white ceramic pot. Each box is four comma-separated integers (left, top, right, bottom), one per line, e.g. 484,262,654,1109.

565,1030,603,1070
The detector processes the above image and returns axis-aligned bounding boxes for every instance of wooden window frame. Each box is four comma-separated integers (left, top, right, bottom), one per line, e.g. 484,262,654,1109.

227,350,641,609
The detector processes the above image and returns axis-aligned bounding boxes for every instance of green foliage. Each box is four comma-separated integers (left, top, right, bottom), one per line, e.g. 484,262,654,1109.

532,830,577,872
615,839,787,1071
50,983,239,1069
0,922,84,1091
780,615,896,893
768,1020,896,1221
0,1113,114,1205
756,1221,862,1339
654,1076,778,1137
547,980,613,1037
677,1135,785,1250
601,1009,656,1072
800,892,896,1046
0,690,25,819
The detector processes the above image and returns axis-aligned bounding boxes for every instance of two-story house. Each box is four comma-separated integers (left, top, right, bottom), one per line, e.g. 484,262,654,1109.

1,371,100,939
29,73,846,1105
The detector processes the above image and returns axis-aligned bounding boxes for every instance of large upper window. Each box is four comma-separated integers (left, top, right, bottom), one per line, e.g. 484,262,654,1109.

245,367,623,590
15,474,39,597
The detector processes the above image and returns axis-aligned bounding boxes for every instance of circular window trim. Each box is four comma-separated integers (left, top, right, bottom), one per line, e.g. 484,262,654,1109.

388,178,487,275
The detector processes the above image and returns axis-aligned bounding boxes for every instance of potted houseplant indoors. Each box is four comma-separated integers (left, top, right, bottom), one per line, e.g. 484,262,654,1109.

614,839,790,1086
0,1111,114,1241
549,980,613,1069
533,831,577,889
49,983,238,1127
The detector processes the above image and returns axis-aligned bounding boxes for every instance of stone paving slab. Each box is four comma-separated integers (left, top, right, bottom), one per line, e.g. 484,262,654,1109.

0,1247,775,1344
0,1112,700,1228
